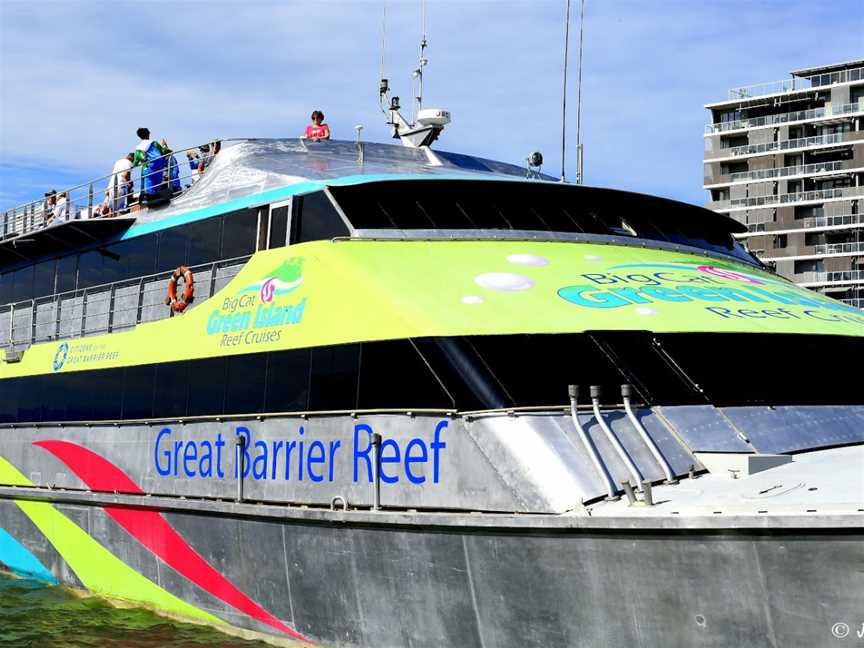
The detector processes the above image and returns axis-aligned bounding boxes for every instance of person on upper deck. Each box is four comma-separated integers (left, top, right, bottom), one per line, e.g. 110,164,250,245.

302,110,331,141
51,192,77,224
101,153,134,216
131,127,170,202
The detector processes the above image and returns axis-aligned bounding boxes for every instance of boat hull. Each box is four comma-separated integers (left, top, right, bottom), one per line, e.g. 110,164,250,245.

0,491,859,648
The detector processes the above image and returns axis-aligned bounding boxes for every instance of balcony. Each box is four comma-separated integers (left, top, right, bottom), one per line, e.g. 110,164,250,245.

740,213,864,235
729,160,854,183
726,65,864,100
706,101,864,134
706,131,863,161
803,270,864,286
708,185,864,212
813,241,864,256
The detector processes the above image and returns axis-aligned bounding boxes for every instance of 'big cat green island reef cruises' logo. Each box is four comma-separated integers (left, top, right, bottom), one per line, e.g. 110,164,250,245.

207,257,307,348
557,262,864,325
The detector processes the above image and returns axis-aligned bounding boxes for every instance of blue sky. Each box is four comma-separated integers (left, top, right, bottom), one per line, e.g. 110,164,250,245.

0,0,861,211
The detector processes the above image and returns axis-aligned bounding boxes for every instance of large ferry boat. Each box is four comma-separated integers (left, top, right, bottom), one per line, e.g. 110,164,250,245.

0,129,862,647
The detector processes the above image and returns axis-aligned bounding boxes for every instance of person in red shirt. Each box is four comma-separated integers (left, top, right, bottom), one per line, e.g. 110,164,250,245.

303,110,331,141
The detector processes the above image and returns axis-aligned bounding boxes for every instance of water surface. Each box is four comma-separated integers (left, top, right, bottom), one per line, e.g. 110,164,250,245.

0,572,274,647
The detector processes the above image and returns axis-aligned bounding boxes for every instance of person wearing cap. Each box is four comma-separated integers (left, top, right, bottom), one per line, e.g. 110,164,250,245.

302,111,331,141
38,190,57,228
131,127,170,202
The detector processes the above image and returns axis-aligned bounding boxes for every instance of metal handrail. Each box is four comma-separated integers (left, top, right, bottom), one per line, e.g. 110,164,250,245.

727,66,864,100
0,140,224,242
727,160,851,184
0,254,251,349
715,132,856,159
706,101,864,134
713,186,864,211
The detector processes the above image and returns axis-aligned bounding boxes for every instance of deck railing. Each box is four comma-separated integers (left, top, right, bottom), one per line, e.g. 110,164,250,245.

0,140,223,242
0,255,250,350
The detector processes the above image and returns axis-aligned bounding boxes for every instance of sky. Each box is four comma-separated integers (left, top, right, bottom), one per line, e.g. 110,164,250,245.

0,0,862,212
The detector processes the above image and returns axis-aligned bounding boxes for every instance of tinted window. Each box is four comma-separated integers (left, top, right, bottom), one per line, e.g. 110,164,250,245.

269,205,289,249
121,364,156,419
0,272,11,305
295,192,349,243
33,260,56,297
104,236,157,283
264,348,310,412
221,209,258,259
153,361,189,418
225,353,266,415
12,265,33,302
157,226,189,271
77,250,103,289
308,344,360,410
186,218,222,266
357,340,453,409
56,255,77,293
186,357,226,416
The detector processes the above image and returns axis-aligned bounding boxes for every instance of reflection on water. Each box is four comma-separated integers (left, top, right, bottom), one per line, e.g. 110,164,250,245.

0,572,273,648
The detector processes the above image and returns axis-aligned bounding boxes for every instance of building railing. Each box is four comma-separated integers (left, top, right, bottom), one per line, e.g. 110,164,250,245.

727,160,851,184
811,270,864,284
743,213,864,233
713,131,857,159
813,241,864,256
712,185,864,211
706,101,864,134
0,140,223,243
727,66,864,100
0,255,250,350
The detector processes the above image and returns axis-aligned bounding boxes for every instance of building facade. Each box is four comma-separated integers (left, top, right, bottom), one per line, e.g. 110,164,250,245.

704,59,864,309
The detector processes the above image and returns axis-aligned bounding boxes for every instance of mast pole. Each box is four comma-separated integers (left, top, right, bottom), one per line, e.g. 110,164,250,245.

560,0,571,182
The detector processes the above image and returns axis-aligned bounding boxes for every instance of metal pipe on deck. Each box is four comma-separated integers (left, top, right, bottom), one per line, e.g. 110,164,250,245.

621,384,677,484
568,385,618,500
236,434,246,502
371,432,382,510
590,385,643,487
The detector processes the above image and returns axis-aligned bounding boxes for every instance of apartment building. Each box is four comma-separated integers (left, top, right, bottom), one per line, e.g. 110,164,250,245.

704,59,864,309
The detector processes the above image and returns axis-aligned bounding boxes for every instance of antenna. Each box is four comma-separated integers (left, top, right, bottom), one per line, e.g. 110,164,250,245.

576,0,585,184
560,0,571,182
414,0,428,122
561,0,586,184
378,0,450,148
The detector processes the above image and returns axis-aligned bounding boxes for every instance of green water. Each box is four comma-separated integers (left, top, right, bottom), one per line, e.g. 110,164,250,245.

0,572,273,648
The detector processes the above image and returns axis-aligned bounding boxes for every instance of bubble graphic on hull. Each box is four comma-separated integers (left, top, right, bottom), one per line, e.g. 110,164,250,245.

584,255,603,262
635,307,658,316
507,254,550,267
461,295,484,305
474,273,534,292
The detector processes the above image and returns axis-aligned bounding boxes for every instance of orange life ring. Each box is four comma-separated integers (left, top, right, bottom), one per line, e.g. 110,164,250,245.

165,266,194,313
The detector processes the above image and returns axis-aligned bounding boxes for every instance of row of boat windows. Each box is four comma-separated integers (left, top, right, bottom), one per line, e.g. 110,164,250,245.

328,181,755,262
1,333,861,424
0,192,348,306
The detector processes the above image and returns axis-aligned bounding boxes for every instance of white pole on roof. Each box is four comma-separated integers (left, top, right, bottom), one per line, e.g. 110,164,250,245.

560,0,572,182
575,0,585,185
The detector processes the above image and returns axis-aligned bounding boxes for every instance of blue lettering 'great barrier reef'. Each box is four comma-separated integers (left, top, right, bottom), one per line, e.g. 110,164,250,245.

153,421,448,485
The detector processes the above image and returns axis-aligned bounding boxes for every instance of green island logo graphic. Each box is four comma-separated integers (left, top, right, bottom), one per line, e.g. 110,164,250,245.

239,258,304,304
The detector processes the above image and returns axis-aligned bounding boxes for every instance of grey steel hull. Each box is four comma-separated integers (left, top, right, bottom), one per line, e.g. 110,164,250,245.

0,491,860,648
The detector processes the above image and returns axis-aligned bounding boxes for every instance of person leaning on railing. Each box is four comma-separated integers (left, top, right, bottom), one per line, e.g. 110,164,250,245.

97,153,135,217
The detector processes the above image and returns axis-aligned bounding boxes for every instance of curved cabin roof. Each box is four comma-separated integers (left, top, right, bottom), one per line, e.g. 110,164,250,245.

132,138,746,235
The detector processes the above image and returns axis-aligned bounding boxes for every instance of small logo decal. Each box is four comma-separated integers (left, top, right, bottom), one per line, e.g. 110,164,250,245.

52,343,69,372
